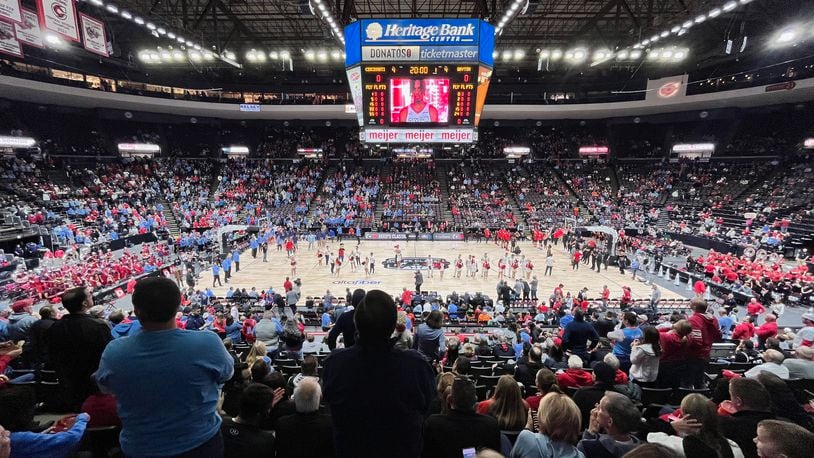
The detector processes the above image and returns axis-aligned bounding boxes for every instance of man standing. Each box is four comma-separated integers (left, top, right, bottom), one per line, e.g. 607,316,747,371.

212,263,222,287
530,276,539,301
414,270,424,295
322,290,435,457
46,287,112,411
649,284,661,315
232,249,240,273
222,255,232,283
97,277,233,457
687,298,721,388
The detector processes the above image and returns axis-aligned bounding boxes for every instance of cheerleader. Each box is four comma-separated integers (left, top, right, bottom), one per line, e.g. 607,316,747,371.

317,248,324,266
334,257,342,277
481,255,490,279
454,255,463,279
497,258,506,280
518,255,527,279
426,255,434,279
290,256,297,276
363,256,370,277
511,257,519,279
436,259,444,280
349,252,357,273
525,258,534,280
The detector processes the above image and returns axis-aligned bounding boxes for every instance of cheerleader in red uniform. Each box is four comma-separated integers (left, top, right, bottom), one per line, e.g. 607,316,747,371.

481,255,490,279
454,256,463,279
511,258,519,279
525,259,534,280
497,259,506,280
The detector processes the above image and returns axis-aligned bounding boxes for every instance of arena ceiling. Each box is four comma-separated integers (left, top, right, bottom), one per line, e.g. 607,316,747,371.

106,0,806,63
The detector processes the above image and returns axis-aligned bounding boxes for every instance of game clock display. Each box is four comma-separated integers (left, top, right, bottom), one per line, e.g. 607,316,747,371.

362,64,480,127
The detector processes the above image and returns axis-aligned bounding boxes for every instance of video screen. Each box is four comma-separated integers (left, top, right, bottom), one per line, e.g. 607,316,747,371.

390,78,450,124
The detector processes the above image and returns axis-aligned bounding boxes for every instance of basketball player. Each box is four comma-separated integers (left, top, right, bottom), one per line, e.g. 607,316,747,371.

398,80,439,123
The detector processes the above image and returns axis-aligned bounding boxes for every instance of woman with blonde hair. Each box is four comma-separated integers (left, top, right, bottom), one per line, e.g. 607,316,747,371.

510,392,584,457
429,372,456,415
647,393,743,457
244,341,268,367
477,375,529,431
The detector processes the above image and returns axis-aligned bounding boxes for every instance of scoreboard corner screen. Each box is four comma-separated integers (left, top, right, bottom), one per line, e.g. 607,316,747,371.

344,18,494,143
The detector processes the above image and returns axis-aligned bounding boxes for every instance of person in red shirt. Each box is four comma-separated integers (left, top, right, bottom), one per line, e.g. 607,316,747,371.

241,313,257,344
283,277,293,292
732,316,756,341
747,298,766,323
556,355,594,389
601,285,610,308
525,368,561,413
401,288,413,308
693,280,707,298
687,299,721,388
572,251,582,270
755,313,778,349
658,319,692,389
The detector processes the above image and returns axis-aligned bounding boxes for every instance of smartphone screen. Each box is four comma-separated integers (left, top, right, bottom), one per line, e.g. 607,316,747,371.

462,448,477,458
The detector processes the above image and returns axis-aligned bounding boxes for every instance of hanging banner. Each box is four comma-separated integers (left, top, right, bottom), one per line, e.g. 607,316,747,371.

14,8,43,48
79,13,106,56
0,19,22,57
0,0,22,24
37,0,79,42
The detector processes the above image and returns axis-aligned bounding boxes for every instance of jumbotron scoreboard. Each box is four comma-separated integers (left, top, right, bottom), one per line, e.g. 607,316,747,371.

344,19,494,143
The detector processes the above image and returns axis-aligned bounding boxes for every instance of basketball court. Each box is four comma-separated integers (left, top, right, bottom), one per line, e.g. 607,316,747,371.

199,239,687,304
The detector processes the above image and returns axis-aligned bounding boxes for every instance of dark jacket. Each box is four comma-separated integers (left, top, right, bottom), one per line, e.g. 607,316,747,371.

221,417,275,458
275,411,335,458
719,410,775,458
46,313,112,410
562,320,600,357
322,345,435,458
514,360,545,396
326,309,356,350
421,410,501,458
24,317,55,366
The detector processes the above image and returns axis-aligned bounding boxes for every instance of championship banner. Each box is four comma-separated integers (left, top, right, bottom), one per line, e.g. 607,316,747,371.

14,8,43,48
79,13,106,56
0,0,22,24
0,19,22,57
38,0,79,42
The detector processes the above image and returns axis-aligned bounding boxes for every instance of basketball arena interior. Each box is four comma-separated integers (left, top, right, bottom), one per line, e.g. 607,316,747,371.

1,0,814,457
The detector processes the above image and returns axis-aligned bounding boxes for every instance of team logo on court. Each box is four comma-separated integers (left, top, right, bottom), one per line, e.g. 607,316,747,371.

382,257,449,270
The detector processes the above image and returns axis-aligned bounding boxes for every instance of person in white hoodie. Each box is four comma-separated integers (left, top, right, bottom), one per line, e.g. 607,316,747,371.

629,326,661,385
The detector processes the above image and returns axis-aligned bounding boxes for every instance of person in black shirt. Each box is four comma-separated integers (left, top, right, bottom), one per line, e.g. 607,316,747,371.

221,383,281,458
322,290,435,458
46,287,112,411
421,377,500,458
325,289,366,350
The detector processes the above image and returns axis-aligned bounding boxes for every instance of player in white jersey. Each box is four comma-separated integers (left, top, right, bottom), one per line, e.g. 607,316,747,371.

398,80,439,123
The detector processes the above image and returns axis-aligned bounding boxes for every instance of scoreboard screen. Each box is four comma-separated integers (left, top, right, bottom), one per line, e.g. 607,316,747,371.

362,64,479,127
345,19,494,143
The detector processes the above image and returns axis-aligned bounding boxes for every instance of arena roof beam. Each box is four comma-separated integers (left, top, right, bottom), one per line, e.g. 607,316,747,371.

192,0,217,30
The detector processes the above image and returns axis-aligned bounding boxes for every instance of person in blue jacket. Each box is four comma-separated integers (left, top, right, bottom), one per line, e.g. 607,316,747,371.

10,413,89,458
